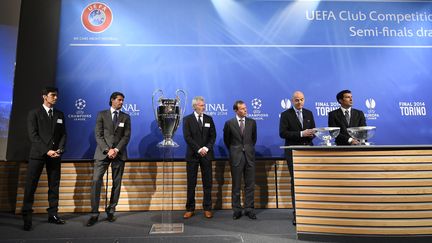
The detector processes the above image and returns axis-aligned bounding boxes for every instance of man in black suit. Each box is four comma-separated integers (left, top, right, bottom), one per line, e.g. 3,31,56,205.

22,87,67,231
328,90,366,145
86,92,131,226
223,100,257,220
182,96,216,219
279,91,316,225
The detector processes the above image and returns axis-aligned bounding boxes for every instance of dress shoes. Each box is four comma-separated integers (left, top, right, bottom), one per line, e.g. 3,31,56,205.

23,214,32,231
292,212,296,226
232,211,242,220
23,221,32,231
204,210,213,219
183,211,194,219
107,213,116,222
48,215,66,224
245,211,257,220
86,216,98,227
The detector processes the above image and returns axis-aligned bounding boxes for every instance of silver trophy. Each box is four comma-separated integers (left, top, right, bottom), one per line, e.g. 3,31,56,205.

313,127,340,146
152,89,187,147
347,126,376,145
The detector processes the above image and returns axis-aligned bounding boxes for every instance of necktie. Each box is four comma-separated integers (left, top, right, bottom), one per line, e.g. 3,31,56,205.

344,110,350,124
239,119,245,135
113,111,118,128
48,109,53,119
296,110,303,128
198,114,203,130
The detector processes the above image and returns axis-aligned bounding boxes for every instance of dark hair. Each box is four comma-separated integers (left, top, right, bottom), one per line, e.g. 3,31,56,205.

336,90,351,104
109,92,125,106
233,100,245,111
42,87,58,96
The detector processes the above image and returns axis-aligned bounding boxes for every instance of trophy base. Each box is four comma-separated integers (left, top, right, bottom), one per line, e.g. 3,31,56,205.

157,139,179,148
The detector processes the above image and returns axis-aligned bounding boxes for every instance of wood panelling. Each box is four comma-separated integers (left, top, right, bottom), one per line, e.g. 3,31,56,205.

15,160,278,213
0,162,20,212
293,149,432,237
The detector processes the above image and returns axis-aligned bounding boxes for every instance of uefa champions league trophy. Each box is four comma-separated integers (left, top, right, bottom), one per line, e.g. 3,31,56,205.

150,89,186,234
152,89,187,147
347,126,376,145
313,127,341,146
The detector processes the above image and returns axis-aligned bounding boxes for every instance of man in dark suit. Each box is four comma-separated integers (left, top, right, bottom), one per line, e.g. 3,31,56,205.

279,91,315,225
328,90,366,145
22,87,67,231
86,92,131,226
182,96,216,219
223,100,257,220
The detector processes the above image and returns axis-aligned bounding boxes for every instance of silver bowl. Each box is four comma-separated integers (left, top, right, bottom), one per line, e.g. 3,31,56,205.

347,126,376,145
313,127,340,146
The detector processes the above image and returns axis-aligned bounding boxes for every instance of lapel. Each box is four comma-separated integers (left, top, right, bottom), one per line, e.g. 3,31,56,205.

290,108,303,129
51,109,58,133
338,108,349,127
232,117,242,137
105,110,115,133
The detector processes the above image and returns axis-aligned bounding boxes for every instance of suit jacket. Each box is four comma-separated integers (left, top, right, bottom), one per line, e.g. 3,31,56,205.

223,117,257,166
328,108,366,145
182,113,216,161
279,108,316,146
27,106,67,160
94,109,131,161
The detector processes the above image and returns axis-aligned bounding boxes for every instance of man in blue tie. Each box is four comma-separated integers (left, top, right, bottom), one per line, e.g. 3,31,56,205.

328,90,366,145
279,91,316,225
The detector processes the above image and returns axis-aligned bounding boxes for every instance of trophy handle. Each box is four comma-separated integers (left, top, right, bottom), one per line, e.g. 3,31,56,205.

175,89,187,120
152,89,164,121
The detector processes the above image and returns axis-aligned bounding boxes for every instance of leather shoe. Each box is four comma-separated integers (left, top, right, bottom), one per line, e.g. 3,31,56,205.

48,215,66,224
232,211,242,220
292,217,296,226
183,211,194,219
23,222,32,231
204,210,213,219
86,216,98,227
245,211,257,220
107,213,116,222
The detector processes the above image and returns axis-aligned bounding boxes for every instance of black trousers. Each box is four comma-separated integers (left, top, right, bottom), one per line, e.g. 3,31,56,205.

231,152,255,213
90,158,125,216
286,149,296,213
186,157,212,211
22,157,61,217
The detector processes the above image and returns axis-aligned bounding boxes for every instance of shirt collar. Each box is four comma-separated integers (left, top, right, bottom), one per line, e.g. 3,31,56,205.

341,107,351,113
42,104,52,113
110,107,120,114
194,111,202,118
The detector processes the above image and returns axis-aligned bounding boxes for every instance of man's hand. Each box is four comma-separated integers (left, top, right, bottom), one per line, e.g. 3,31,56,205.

47,150,60,158
302,129,315,137
107,148,118,159
198,147,208,157
351,139,360,145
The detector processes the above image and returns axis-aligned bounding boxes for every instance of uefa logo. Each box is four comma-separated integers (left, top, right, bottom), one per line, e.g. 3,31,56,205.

251,98,262,110
81,2,113,33
365,98,376,109
280,99,292,110
75,99,86,110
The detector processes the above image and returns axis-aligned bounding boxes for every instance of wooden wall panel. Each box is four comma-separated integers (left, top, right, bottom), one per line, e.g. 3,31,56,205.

293,149,432,236
15,160,277,213
0,162,20,212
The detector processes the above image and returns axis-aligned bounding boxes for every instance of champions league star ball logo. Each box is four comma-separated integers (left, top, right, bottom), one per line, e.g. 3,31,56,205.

81,2,113,33
75,99,86,110
251,98,262,110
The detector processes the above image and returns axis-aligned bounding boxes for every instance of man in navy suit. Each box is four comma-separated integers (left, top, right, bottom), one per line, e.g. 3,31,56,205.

86,92,131,226
279,91,316,225
182,96,216,219
328,90,366,145
223,100,257,220
22,87,67,231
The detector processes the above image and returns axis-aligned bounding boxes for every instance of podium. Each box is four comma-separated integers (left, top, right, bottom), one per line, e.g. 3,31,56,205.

149,146,184,234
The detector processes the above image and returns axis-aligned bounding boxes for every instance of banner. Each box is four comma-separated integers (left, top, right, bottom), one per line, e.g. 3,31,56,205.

56,0,432,159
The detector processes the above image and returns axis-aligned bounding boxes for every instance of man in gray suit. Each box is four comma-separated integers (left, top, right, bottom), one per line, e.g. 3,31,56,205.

86,92,131,226
223,100,257,220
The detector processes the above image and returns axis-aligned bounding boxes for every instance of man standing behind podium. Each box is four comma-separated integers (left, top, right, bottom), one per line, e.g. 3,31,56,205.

182,96,216,219
328,90,366,145
224,100,257,220
279,91,315,225
22,87,67,231
87,92,131,226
